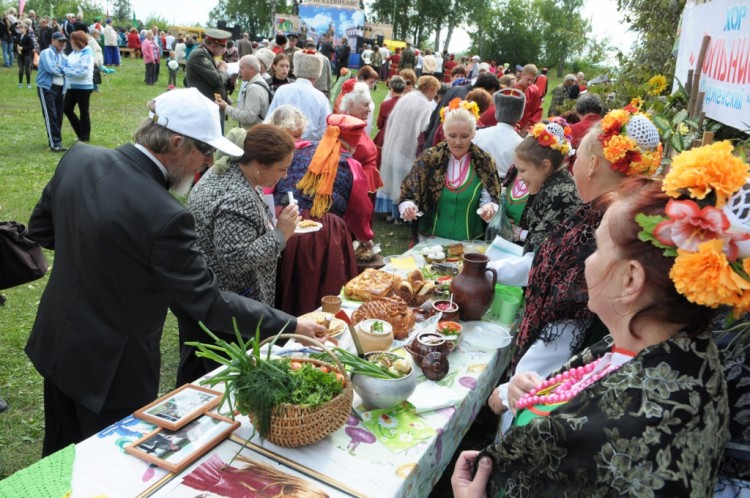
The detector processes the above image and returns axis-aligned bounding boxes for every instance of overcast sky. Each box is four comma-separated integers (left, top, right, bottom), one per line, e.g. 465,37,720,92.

125,0,636,54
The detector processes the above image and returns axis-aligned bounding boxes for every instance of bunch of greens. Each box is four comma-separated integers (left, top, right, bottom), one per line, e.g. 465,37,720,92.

186,320,343,439
324,348,408,380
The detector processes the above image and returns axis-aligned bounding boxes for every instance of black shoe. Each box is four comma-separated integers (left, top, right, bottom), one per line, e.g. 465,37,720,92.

51,146,68,152
0,398,8,414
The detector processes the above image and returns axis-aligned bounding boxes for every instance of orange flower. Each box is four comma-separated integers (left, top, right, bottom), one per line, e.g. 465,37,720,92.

670,239,750,308
602,134,636,163
601,109,630,134
663,141,748,207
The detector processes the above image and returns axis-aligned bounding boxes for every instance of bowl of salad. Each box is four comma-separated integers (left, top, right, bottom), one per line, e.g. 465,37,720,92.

436,321,463,343
350,352,416,410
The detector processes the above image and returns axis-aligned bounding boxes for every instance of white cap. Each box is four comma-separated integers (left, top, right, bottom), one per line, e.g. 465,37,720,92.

149,88,244,157
472,55,480,60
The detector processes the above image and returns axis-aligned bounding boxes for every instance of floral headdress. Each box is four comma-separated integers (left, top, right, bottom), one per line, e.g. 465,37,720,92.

636,141,750,315
530,122,573,156
598,107,663,176
439,98,480,123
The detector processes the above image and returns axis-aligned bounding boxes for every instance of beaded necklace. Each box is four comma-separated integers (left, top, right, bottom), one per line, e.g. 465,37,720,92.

445,154,471,191
516,348,636,410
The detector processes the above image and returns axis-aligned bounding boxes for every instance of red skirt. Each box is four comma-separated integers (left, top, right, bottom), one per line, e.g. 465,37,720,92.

276,211,358,316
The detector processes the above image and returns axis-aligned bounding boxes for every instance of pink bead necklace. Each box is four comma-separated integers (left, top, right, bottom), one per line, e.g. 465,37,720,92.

516,355,627,410
445,154,471,191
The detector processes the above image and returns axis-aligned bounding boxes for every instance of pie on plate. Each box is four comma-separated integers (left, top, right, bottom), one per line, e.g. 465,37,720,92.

295,220,323,233
297,311,346,338
343,268,400,301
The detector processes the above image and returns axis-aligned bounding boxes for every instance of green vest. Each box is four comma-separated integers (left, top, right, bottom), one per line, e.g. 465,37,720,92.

422,166,484,240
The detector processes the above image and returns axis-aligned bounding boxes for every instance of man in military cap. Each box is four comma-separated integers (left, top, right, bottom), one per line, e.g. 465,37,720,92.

284,32,301,77
185,28,235,132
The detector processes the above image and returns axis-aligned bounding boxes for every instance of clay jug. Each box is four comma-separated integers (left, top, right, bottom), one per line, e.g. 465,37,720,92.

450,253,497,320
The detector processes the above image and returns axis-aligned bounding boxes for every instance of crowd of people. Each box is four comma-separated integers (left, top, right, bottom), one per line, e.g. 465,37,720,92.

2,11,749,496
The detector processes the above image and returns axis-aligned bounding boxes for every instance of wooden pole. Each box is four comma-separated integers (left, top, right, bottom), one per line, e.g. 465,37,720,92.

688,36,711,118
686,69,694,96
702,131,714,146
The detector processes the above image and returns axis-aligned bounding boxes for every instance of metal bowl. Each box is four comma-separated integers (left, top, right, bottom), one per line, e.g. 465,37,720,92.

351,352,417,410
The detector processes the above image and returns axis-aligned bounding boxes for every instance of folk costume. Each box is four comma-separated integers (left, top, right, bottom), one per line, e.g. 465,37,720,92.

482,333,729,497
274,115,368,316
399,141,501,242
521,167,580,254
376,89,434,217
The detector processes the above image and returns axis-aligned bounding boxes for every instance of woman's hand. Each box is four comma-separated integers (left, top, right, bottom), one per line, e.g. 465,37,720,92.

507,372,543,415
487,386,507,415
400,203,419,221
451,450,492,498
478,203,497,222
276,204,301,240
511,224,525,242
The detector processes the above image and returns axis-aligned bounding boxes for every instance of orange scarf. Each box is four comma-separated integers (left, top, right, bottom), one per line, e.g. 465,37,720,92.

296,126,342,217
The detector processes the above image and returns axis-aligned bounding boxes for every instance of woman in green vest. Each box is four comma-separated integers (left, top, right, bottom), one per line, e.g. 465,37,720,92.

399,104,502,242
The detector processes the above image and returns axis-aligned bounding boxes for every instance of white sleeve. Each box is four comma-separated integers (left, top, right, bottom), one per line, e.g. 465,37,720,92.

515,320,581,379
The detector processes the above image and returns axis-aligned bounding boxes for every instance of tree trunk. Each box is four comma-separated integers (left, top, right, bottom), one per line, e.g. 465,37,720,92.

434,27,441,53
444,20,455,50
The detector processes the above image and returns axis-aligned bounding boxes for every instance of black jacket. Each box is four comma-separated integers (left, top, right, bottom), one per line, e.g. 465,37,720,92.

27,143,295,415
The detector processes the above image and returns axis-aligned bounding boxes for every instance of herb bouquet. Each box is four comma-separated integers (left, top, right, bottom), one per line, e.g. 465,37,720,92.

187,321,353,448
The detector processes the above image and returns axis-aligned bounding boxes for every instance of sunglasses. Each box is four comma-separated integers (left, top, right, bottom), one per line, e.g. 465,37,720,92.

193,141,216,158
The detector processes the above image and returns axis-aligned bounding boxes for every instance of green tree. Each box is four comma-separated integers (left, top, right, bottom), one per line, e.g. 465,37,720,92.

143,15,169,32
112,0,132,23
617,0,686,76
209,0,291,39
26,0,104,23
536,0,589,77
470,0,542,65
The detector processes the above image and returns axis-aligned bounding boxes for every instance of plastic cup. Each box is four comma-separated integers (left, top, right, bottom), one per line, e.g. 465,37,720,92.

498,295,521,324
495,284,523,305
321,295,342,314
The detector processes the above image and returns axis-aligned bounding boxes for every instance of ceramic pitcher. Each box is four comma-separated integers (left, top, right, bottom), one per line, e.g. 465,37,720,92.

450,253,497,320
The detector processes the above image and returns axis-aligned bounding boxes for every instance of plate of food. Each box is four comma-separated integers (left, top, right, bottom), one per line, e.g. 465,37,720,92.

295,219,323,234
297,311,347,338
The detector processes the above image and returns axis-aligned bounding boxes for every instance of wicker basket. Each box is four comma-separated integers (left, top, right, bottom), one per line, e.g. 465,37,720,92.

394,288,432,307
251,334,354,448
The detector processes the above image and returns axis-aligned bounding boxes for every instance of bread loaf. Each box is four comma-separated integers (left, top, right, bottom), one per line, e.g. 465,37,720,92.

352,296,415,339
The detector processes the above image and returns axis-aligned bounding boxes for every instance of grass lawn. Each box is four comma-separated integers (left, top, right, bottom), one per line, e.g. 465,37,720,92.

0,57,410,479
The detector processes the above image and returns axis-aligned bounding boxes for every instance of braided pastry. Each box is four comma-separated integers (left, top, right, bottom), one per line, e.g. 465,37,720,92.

352,296,415,340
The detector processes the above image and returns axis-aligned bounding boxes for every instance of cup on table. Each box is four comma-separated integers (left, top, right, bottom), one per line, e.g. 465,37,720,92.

496,284,523,305
498,295,521,324
321,295,342,314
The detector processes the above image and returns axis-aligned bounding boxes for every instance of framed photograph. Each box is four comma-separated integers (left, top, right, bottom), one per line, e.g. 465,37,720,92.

134,384,222,431
143,436,364,498
125,411,240,474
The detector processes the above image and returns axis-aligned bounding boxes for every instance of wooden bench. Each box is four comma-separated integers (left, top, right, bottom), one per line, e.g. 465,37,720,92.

119,47,138,58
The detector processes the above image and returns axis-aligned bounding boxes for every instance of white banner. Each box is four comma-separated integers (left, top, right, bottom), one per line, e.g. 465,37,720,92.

675,0,750,132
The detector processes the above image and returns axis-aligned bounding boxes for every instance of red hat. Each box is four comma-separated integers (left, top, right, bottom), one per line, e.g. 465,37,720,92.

340,78,357,97
327,114,365,144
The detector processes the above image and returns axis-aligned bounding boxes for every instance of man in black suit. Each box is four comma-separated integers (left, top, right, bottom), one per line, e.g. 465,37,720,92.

27,88,325,456
334,36,350,78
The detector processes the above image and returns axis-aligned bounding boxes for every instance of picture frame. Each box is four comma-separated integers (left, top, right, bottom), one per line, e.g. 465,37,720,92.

134,384,222,431
125,411,240,474
142,436,364,498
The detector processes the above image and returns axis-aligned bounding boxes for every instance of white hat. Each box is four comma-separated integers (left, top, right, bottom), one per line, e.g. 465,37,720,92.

255,48,275,71
471,55,480,61
149,88,244,157
293,50,323,80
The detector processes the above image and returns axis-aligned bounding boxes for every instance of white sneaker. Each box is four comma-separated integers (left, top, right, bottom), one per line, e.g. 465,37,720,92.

27,84,31,89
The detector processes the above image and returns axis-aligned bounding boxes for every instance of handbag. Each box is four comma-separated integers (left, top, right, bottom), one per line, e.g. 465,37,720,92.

33,51,39,68
93,65,102,85
0,221,49,290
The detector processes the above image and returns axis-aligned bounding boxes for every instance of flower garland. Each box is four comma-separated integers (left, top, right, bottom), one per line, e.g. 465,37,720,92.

439,97,480,123
636,141,750,316
598,107,663,176
530,123,572,156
